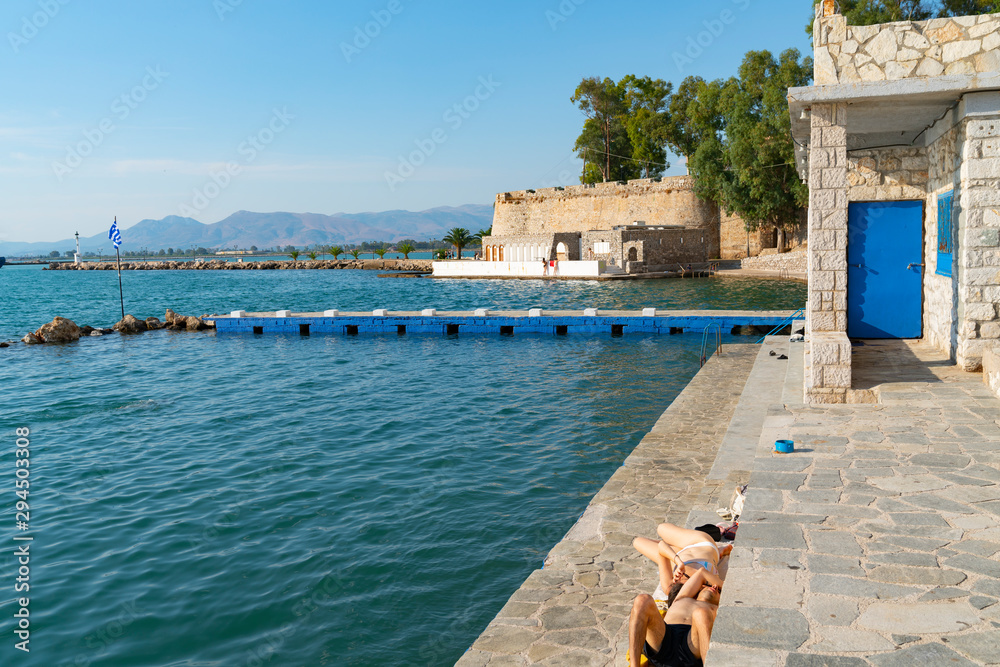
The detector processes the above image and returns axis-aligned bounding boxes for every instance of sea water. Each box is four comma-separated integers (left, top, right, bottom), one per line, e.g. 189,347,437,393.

0,267,805,666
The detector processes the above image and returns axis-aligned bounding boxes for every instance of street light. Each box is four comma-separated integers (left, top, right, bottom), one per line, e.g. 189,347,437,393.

98,248,103,263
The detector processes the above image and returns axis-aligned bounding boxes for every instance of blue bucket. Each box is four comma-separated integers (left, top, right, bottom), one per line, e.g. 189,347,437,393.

775,439,794,454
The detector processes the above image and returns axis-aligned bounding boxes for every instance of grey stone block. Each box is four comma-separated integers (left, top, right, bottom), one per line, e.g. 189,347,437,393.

738,523,806,549
891,634,920,645
759,549,804,570
945,553,1000,578
811,574,921,599
807,554,866,577
904,492,977,515
794,489,842,504
755,458,813,472
539,606,597,631
785,654,869,666
887,512,952,527
865,552,939,568
724,569,802,607
908,453,972,468
711,607,810,650
942,629,1000,665
750,471,807,491
858,601,980,634
917,587,970,601
806,595,860,627
970,595,997,609
808,530,863,556
950,539,1000,557
870,535,951,552
810,627,894,653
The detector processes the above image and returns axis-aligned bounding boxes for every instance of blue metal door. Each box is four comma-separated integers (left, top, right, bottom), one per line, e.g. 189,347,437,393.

847,201,923,338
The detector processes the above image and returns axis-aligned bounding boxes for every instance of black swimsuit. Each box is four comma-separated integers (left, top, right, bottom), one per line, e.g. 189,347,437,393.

643,622,703,667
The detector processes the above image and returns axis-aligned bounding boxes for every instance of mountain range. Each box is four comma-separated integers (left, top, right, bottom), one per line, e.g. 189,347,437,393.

0,205,494,256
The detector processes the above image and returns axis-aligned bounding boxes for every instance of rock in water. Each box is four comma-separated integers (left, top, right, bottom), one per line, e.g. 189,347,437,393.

34,316,82,343
114,314,148,334
80,325,95,337
145,317,164,331
21,332,43,345
0,342,10,348
165,309,178,324
185,316,207,331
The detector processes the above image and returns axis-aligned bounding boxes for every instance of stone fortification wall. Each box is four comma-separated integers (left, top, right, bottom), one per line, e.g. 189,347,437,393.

720,211,808,259
814,11,1000,84
493,176,721,249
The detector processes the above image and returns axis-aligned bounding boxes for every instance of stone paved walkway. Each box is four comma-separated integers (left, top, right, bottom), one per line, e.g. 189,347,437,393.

710,340,1000,666
457,345,760,667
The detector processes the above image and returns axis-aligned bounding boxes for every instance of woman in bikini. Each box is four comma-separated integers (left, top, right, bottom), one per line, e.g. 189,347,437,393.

632,522,733,600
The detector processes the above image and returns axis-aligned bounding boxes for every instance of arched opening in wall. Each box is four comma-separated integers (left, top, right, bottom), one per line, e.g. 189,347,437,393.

556,242,568,261
761,228,778,250
628,247,638,263
499,245,504,261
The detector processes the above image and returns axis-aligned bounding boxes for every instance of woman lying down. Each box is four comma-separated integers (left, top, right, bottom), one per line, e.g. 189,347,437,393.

632,521,733,605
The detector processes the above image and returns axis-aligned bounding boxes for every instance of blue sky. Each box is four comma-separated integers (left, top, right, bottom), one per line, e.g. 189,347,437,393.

0,0,813,242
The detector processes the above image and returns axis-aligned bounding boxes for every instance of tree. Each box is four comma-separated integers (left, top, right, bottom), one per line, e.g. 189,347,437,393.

250,245,258,252
349,249,361,260
473,227,492,242
397,242,415,259
622,75,672,178
168,247,174,255
685,49,813,236
374,246,388,259
571,77,632,183
329,245,343,259
807,0,931,33
307,251,317,261
937,0,1000,14
442,227,473,259
49,250,60,257
289,250,300,267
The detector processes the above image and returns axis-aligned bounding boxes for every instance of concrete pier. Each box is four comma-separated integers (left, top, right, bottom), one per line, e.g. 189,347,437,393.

459,337,1000,666
207,309,798,336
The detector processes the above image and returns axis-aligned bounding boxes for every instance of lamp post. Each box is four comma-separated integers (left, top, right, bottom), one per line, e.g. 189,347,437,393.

98,247,103,263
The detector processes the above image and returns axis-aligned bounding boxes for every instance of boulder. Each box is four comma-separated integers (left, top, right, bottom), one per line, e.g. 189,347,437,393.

21,332,42,345
34,316,82,343
185,316,207,331
145,317,164,330
114,314,147,334
165,309,179,324
0,342,9,348
80,325,95,337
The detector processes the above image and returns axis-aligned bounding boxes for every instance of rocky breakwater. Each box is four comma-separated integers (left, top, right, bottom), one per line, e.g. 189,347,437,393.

9,310,213,348
46,259,434,271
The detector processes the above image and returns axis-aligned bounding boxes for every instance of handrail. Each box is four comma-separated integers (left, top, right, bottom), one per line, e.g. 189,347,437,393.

756,308,804,344
701,322,722,367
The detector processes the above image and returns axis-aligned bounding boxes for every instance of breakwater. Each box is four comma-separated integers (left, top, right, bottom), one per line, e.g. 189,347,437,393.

45,259,434,271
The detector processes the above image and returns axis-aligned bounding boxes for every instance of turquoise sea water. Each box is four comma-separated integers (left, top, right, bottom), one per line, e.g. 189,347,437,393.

0,268,805,666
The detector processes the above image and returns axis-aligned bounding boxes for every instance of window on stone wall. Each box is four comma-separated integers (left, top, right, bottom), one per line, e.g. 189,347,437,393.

593,241,610,254
937,190,954,278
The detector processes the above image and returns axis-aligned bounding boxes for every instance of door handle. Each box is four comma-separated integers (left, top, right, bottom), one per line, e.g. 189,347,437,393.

850,264,863,268
906,263,925,270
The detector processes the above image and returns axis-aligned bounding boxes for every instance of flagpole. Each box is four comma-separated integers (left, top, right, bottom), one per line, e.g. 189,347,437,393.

114,216,124,320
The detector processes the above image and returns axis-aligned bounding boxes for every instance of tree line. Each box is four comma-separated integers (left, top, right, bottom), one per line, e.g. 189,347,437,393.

572,0,997,234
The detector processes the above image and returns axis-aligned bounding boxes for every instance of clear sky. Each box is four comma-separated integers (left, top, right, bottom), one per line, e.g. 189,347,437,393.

0,0,813,242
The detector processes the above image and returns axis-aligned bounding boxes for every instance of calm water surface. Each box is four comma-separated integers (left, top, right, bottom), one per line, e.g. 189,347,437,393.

0,267,805,666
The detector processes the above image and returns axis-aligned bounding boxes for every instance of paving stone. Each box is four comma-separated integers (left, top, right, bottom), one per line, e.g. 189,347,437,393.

807,555,866,577
891,634,920,645
917,587,970,602
533,649,605,667
794,489,842,504
743,511,827,524
938,472,997,487
747,488,784,509
963,464,1000,483
851,431,886,443
704,644,780,667
543,628,607,650
865,552,939,568
949,539,1000,557
794,435,849,447
945,553,1000,578
869,535,952,552
807,474,848,490
970,596,997,609
810,626,895,652
472,628,540,654
939,484,1000,504
903,492,977,515
909,453,972,468
887,511,952,527
738,523,806,549
759,549,804,570
807,530,864,556
857,601,980,634
867,564,966,586
811,575,921,599
806,595,860,627
858,521,964,541
941,630,1000,665
756,458,813,472
869,475,951,493
750,472,808,491
789,503,880,519
711,607,810,650
538,606,597,631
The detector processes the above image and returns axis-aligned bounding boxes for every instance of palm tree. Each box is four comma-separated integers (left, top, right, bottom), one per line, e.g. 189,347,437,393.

307,251,317,261
397,242,415,259
329,245,343,260
442,227,473,259
472,227,492,242
289,250,300,267
374,246,388,259
349,249,361,260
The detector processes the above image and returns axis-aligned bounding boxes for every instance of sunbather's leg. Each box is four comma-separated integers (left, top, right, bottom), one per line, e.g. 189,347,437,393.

656,521,715,549
628,594,666,667
633,536,673,592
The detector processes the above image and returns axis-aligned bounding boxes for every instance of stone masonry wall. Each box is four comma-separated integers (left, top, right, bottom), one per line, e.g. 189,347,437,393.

740,250,808,274
955,103,1000,371
814,11,1000,85
806,102,852,404
847,147,928,201
925,119,963,358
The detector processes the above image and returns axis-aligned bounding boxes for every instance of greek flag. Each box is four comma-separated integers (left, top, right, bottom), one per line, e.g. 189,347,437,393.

109,220,122,249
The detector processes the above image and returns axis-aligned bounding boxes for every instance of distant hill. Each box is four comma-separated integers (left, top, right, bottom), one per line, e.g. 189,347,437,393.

0,205,494,256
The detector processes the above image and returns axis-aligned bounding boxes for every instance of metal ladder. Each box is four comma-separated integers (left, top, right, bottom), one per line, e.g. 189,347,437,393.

700,322,722,367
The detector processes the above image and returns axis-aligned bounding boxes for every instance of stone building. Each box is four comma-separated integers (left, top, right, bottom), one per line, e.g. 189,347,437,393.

790,2,1000,403
482,176,803,273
